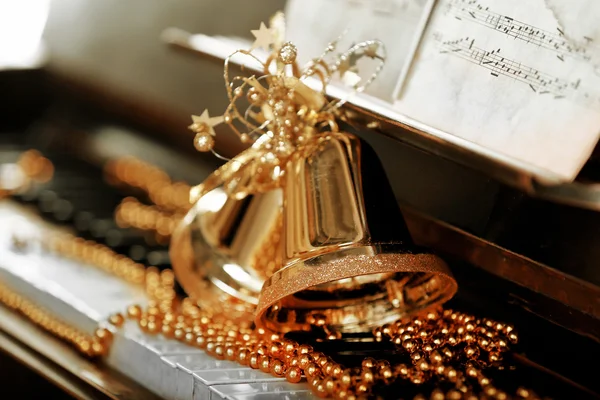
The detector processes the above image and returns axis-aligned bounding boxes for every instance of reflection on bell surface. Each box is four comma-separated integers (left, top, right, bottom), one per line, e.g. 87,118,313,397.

169,154,284,311
256,132,458,333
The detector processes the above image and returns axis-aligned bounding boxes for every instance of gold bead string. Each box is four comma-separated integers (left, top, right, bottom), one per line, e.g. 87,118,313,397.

104,156,191,213
1,149,54,198
69,160,543,398
114,197,183,243
371,310,533,400
44,233,179,311
8,227,541,400
46,233,147,286
119,299,540,400
17,149,54,184
0,150,542,399
0,280,111,357
0,227,178,358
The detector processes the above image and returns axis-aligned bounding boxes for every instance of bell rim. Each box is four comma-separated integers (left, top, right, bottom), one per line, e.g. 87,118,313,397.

255,243,458,333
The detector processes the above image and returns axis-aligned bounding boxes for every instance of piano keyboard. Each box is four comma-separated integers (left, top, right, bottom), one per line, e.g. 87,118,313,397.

2,146,597,399
0,146,318,399
0,202,314,400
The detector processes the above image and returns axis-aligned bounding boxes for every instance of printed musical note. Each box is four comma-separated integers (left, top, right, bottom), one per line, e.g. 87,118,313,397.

445,0,599,64
395,0,600,180
438,36,600,109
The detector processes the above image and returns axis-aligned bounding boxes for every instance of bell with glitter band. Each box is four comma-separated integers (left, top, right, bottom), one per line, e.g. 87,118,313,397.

171,17,457,327
254,131,458,334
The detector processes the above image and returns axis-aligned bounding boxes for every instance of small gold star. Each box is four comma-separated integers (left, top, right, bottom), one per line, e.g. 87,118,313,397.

363,42,380,58
337,51,361,78
337,58,351,77
251,22,274,51
189,110,224,136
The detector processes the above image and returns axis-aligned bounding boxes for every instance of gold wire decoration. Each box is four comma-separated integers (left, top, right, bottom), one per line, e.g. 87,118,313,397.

187,15,386,197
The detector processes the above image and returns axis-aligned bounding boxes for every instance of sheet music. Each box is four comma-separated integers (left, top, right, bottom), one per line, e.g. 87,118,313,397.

395,0,600,180
285,0,434,101
285,0,600,181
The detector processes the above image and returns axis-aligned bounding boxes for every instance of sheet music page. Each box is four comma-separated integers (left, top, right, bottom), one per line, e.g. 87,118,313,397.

285,0,434,101
285,0,600,182
395,0,600,180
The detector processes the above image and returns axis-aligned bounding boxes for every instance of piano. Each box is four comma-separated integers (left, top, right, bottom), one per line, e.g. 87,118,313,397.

1,1,599,399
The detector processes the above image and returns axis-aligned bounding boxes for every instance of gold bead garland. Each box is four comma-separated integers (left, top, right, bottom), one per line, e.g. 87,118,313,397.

114,196,182,243
40,231,540,399
0,216,542,399
0,148,544,399
17,149,54,184
47,233,147,287
0,149,54,199
0,280,110,357
104,156,191,213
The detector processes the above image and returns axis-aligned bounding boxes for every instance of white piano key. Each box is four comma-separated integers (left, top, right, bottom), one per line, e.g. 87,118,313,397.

230,393,316,400
195,369,285,386
108,324,168,394
161,352,235,400
149,341,204,356
0,254,103,333
176,353,241,371
193,377,214,400
106,322,155,388
210,382,313,400
193,369,285,400
166,353,241,400
106,323,203,397
159,355,181,399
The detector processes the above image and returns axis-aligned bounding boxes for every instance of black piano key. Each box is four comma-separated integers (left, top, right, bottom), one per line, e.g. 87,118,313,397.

73,211,97,232
14,164,117,208
104,227,146,248
37,189,59,213
88,218,118,239
128,244,147,262
38,191,122,226
56,193,121,216
14,182,45,203
51,198,75,221
145,249,171,268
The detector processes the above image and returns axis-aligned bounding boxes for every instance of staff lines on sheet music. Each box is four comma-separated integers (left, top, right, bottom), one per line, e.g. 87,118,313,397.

439,38,572,96
439,37,600,109
446,0,597,63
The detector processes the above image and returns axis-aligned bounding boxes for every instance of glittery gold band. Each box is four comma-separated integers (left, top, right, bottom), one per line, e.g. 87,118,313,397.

169,12,459,336
255,244,458,334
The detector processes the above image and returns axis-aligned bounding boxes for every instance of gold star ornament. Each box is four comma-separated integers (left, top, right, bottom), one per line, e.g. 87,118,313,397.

189,110,224,152
250,22,274,51
189,110,224,136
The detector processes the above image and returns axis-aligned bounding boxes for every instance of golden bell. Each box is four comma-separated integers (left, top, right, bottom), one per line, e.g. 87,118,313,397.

255,132,458,333
170,145,284,314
